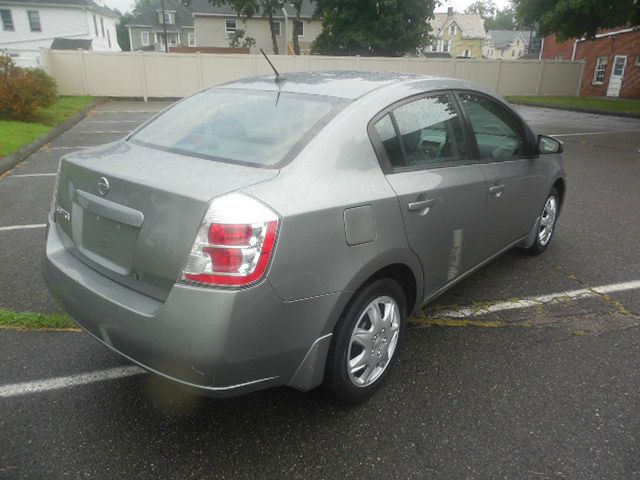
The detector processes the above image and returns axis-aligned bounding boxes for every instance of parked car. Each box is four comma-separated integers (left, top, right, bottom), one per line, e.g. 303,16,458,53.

44,71,566,403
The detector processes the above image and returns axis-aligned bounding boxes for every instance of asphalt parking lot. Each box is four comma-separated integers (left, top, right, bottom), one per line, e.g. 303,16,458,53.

1,99,639,479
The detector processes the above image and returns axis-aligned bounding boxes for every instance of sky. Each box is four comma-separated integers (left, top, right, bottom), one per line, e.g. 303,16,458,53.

103,0,512,15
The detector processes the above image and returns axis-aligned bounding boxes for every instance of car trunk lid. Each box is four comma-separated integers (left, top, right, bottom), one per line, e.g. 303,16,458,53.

53,141,278,301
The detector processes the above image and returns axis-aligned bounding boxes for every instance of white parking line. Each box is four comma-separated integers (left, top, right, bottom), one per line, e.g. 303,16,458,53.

549,130,640,137
8,173,56,178
0,224,46,232
432,280,640,319
87,120,143,124
0,366,144,398
1,279,637,398
76,130,131,134
47,146,88,150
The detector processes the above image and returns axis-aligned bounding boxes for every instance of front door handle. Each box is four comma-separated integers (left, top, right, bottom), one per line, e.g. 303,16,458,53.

489,184,505,197
408,198,436,212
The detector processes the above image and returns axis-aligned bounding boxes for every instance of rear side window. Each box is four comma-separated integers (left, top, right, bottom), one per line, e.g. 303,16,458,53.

131,89,345,167
458,93,528,161
373,93,469,169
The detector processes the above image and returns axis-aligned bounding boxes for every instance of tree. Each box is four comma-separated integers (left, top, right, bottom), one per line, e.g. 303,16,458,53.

485,7,518,30
464,0,496,19
291,0,303,55
228,28,257,48
311,0,437,56
116,11,134,51
513,0,640,40
208,0,283,54
465,0,518,31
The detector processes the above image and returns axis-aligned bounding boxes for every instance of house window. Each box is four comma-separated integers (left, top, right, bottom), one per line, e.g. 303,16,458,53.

636,54,640,66
107,29,111,48
225,19,237,37
443,40,449,53
593,56,608,84
272,20,281,36
141,31,150,46
293,19,304,37
188,32,196,47
27,10,41,32
449,25,456,35
100,17,105,37
463,49,470,58
93,14,98,36
511,50,514,57
431,42,437,52
0,9,13,31
157,32,179,47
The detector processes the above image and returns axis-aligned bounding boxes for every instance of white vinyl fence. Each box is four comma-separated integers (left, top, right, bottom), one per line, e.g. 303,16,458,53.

40,49,585,100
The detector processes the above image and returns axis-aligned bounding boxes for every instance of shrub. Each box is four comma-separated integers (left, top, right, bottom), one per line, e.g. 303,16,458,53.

0,55,57,120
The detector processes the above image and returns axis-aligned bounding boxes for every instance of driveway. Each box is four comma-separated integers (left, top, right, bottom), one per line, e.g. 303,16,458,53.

0,101,639,479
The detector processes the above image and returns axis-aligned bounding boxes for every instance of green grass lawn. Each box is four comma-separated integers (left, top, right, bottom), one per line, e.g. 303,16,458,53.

506,96,640,117
0,96,95,157
0,307,77,330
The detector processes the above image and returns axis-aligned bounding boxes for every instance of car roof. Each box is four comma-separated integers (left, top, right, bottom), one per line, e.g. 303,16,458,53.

217,70,487,100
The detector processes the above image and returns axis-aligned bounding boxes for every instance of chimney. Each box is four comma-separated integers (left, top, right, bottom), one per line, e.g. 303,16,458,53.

447,7,453,16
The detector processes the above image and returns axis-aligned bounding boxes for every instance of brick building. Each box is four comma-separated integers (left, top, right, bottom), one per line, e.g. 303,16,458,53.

541,27,640,98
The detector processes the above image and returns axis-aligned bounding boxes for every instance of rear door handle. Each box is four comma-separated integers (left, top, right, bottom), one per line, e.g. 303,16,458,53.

489,184,505,197
408,198,436,212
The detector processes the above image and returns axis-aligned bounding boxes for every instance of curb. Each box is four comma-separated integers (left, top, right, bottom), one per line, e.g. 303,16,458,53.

0,99,102,176
509,101,640,120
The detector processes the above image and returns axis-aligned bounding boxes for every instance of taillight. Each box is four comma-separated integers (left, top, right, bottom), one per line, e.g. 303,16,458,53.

180,193,279,287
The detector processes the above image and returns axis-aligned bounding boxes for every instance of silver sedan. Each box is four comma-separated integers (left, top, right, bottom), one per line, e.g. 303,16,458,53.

44,71,565,403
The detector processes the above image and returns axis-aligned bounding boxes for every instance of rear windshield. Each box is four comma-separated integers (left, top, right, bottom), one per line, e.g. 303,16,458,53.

130,88,346,168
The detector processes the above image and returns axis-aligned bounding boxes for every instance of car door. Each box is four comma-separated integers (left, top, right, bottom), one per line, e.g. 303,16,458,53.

456,91,545,259
369,92,487,300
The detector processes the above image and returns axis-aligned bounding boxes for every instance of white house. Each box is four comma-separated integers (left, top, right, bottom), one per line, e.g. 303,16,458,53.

0,0,120,67
483,30,536,59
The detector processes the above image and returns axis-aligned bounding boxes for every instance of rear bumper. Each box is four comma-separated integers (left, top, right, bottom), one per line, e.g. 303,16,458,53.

43,222,349,397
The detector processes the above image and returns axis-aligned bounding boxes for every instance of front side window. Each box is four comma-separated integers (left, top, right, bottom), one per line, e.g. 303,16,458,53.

188,32,196,47
0,9,13,31
272,20,281,36
294,19,304,37
141,31,149,46
374,94,469,169
443,40,449,52
593,56,608,84
27,10,41,32
92,14,98,36
449,25,456,35
131,89,345,167
100,17,105,37
459,93,528,161
225,19,237,37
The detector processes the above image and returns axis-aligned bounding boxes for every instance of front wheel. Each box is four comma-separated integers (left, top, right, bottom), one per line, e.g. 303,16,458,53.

527,188,559,255
324,278,406,404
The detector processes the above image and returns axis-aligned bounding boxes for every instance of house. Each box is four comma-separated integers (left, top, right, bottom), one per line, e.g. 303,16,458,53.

541,27,640,98
127,0,195,51
127,0,321,55
0,0,120,67
483,30,536,59
427,8,487,59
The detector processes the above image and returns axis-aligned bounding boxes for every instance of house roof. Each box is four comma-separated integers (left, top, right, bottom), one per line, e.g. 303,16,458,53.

429,12,488,39
0,0,118,18
488,30,535,49
50,37,93,50
128,0,194,28
189,0,316,18
128,0,316,28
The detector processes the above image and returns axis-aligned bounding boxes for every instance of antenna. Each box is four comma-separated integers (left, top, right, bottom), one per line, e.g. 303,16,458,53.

259,48,285,83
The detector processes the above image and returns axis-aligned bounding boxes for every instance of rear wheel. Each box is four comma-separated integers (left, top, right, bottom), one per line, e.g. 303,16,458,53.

325,278,406,404
527,188,559,255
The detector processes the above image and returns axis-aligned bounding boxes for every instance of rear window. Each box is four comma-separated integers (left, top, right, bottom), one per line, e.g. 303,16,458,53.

130,88,346,168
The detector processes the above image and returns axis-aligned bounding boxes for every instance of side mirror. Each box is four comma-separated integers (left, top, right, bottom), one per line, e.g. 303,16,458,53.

538,135,563,154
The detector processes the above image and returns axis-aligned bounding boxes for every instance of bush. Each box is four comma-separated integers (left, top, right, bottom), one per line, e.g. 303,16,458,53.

0,55,57,120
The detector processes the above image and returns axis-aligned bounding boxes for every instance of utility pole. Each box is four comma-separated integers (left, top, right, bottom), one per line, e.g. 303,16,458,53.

161,0,169,53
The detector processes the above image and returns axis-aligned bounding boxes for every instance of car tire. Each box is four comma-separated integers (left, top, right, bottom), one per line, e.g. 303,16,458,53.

324,278,407,404
526,187,560,255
